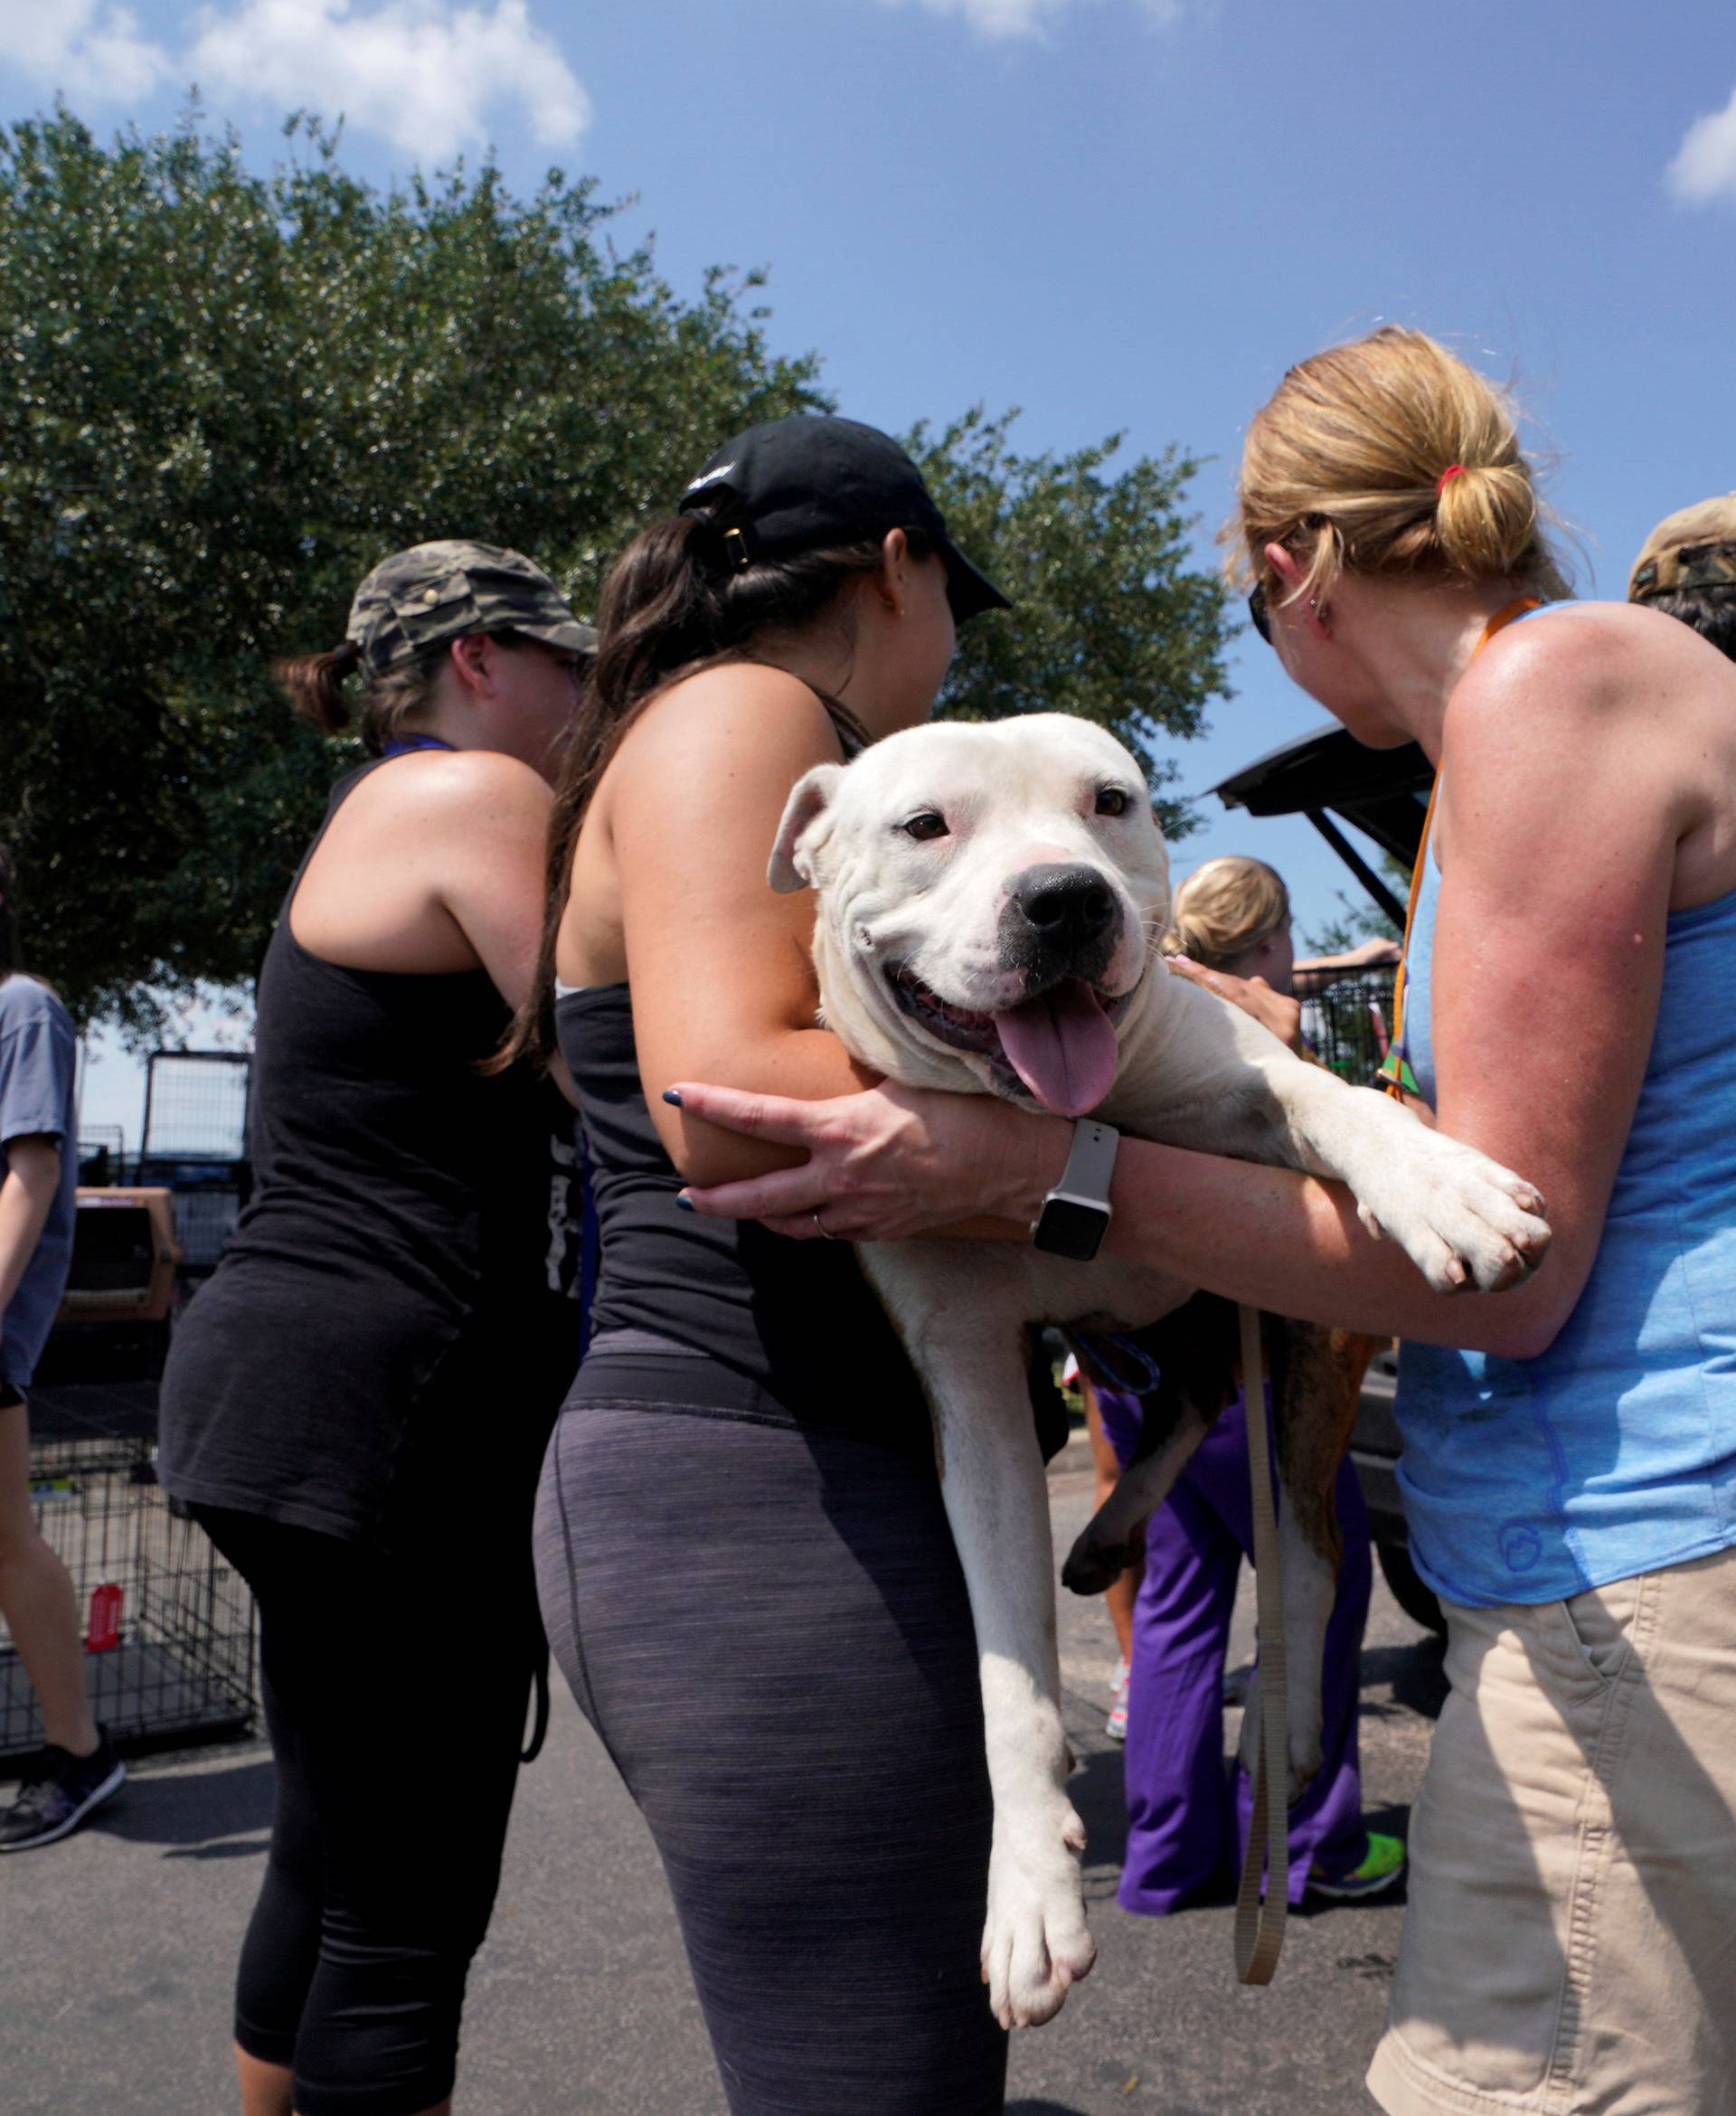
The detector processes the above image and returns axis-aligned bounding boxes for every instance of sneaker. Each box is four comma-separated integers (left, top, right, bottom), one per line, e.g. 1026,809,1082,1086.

1307,1829,1406,1901
0,1730,126,1853
1105,1658,1129,1742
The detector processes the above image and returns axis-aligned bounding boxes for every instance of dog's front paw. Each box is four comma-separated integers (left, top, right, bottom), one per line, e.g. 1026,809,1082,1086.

981,1805,1096,2029
1365,1137,1550,1295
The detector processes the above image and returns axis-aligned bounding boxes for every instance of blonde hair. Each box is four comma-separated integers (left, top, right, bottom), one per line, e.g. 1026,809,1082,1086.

1165,855,1290,971
1229,326,1569,611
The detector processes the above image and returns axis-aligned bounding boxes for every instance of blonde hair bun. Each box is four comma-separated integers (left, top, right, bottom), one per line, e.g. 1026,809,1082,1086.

1231,326,1568,608
1432,457,1541,581
1165,855,1290,971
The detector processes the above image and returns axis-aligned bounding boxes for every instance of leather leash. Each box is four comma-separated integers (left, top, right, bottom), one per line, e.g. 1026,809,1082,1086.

1233,1301,1288,1984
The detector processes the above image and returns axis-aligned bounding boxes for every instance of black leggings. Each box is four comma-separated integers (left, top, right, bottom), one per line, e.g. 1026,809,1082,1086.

534,1401,1009,2116
194,1507,537,2116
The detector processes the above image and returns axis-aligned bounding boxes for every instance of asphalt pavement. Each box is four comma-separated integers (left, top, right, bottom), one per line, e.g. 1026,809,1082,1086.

3,1432,1447,2115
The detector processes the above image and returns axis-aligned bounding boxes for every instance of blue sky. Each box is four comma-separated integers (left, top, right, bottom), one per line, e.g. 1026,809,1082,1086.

7,1,1736,1138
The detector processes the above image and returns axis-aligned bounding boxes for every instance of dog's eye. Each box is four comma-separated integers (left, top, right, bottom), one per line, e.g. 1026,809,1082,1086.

1095,787,1131,817
902,811,949,842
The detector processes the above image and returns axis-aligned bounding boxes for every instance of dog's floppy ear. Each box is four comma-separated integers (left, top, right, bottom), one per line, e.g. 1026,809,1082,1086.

769,763,844,893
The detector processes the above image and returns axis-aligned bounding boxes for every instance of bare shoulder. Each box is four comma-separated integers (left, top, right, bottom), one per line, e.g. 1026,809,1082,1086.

1455,601,1629,721
617,662,841,781
1465,597,1731,697
1448,600,1734,768
339,750,552,840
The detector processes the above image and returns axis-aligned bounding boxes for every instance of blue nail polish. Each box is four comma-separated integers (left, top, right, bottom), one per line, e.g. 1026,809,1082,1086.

662,1088,683,1107
675,1192,695,1212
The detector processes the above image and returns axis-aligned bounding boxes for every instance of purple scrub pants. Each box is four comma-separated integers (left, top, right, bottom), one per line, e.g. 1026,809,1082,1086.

1095,1387,1372,1913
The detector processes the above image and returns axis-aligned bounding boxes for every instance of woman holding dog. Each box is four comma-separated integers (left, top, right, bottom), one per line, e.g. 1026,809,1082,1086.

506,416,1014,2113
675,329,1736,2116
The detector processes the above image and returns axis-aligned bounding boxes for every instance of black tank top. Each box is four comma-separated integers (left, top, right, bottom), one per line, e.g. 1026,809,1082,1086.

157,760,584,1544
559,984,931,1455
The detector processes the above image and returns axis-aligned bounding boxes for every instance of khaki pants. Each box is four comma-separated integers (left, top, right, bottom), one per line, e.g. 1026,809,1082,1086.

1368,1544,1736,2116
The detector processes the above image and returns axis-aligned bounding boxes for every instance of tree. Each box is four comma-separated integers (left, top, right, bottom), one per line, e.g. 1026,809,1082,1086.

0,108,1231,1034
1301,868,1406,958
913,411,1227,836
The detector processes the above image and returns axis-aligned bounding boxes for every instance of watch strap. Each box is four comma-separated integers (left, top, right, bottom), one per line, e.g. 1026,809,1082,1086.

1056,1119,1118,1205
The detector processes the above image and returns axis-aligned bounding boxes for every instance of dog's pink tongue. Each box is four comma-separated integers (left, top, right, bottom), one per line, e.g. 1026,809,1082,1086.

995,981,1118,1116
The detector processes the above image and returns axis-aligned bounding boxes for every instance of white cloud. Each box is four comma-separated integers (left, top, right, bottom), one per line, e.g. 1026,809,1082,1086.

185,0,590,156
892,0,1181,39
1,0,590,160
903,0,1071,34
1666,84,1736,204
0,0,173,101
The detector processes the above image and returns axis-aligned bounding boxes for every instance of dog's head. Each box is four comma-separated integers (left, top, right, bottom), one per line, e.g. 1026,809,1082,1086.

771,713,1169,1116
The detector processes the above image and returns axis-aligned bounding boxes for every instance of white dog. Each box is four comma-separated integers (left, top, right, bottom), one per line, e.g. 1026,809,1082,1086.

769,713,1550,2031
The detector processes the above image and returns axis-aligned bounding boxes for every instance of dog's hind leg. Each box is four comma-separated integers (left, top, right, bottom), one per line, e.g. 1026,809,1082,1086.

1238,1323,1375,1801
1060,1393,1214,1594
1060,1295,1237,1596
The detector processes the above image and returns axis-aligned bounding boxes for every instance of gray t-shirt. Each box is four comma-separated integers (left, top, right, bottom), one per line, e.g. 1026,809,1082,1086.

0,977,78,1390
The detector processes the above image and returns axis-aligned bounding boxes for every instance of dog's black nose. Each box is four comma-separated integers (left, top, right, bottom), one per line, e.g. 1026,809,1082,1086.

1008,864,1118,951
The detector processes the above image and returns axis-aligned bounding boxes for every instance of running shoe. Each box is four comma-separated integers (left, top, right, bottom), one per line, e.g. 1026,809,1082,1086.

1307,1829,1406,1901
0,1729,126,1852
1105,1657,1129,1742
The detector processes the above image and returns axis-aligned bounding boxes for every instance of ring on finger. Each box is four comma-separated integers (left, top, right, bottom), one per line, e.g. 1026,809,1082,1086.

813,1209,838,1241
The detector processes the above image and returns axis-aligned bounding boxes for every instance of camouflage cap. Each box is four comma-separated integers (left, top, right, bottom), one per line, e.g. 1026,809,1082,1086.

345,540,597,673
1628,493,1736,601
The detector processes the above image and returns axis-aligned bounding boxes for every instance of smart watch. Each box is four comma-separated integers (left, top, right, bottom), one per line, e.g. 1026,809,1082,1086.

1030,1119,1118,1261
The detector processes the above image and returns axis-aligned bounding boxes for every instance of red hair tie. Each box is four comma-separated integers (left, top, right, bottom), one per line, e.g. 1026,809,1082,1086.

1437,465,1467,495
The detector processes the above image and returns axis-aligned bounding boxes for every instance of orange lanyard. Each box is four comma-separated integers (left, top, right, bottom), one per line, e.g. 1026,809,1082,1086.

1377,596,1542,1098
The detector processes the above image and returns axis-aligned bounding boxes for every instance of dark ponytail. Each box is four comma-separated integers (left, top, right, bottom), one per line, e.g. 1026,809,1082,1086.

276,640,364,735
275,634,523,757
493,508,929,1072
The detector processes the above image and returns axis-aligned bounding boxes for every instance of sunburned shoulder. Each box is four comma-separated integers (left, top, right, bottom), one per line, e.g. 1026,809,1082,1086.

1448,599,1715,751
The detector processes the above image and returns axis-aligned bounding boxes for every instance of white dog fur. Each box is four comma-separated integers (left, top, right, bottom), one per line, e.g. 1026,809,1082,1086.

769,713,1549,2030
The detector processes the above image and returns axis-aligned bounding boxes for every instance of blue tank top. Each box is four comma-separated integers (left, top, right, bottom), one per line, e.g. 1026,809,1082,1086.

1395,754,1736,1605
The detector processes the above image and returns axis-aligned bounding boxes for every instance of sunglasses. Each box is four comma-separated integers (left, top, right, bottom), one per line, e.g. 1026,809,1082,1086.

1247,581,1272,646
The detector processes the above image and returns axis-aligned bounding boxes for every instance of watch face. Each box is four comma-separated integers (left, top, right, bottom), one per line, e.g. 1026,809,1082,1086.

1033,1195,1109,1261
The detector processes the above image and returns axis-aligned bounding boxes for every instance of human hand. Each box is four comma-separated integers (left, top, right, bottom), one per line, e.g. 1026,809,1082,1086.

1291,934,1402,992
1165,956,1305,1052
666,1079,1069,1242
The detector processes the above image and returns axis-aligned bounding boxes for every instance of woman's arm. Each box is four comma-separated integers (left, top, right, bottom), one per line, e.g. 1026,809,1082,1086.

602,665,885,1187
1291,936,1401,991
291,752,580,1103
675,617,1688,1359
427,757,585,1106
0,1135,62,1317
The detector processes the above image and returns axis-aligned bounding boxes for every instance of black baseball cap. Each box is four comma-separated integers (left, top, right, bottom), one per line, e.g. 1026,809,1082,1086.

677,415,1012,624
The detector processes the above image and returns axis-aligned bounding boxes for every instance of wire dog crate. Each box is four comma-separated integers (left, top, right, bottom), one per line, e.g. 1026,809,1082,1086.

142,1050,250,1161
137,1049,253,1280
1299,967,1398,1089
1,1390,256,1772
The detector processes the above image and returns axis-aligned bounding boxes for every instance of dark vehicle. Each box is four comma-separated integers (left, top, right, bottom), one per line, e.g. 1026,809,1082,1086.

1213,725,1446,1633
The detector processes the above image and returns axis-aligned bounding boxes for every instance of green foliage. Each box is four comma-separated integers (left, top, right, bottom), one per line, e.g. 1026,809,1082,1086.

0,107,1231,1034
912,411,1230,837
1301,866,1407,957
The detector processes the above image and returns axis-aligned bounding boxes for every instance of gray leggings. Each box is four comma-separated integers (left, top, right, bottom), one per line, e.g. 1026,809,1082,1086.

534,1401,1008,2116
